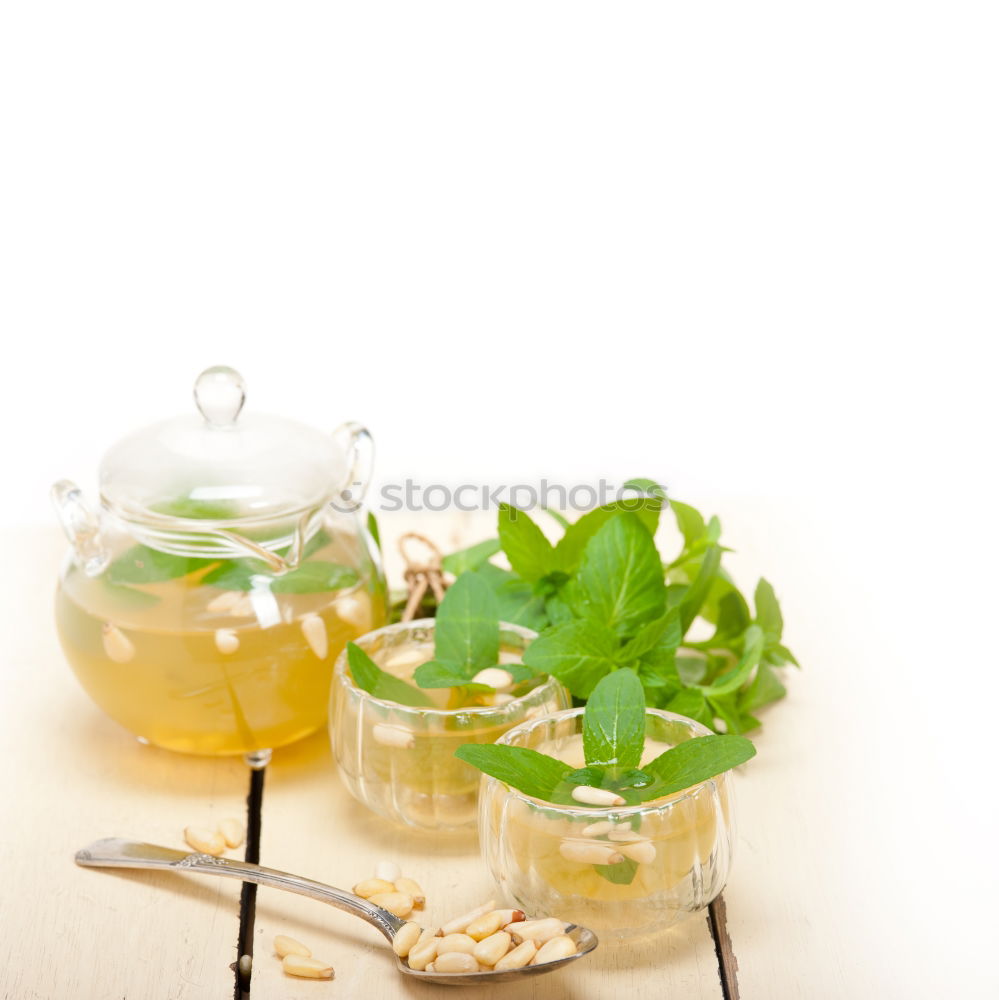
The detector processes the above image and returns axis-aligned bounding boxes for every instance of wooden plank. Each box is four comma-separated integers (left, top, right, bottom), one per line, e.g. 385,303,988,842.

0,529,246,1000
250,512,723,999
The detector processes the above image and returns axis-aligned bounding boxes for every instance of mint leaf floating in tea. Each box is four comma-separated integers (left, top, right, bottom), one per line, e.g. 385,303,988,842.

346,642,435,708
107,544,217,586
432,572,500,676
455,668,756,884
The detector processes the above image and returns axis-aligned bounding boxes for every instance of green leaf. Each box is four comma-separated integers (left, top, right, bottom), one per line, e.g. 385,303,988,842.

150,496,242,520
582,669,646,769
664,689,715,728
699,625,764,697
107,545,216,585
454,743,572,801
676,655,709,685
202,559,358,594
554,498,662,573
754,578,784,640
669,500,707,549
740,663,787,712
413,660,492,692
594,856,639,885
367,511,382,552
767,642,800,668
707,693,748,735
521,619,621,698
442,538,502,575
346,642,435,707
642,734,756,797
619,609,681,662
434,572,500,676
572,513,666,638
678,545,722,634
497,504,556,581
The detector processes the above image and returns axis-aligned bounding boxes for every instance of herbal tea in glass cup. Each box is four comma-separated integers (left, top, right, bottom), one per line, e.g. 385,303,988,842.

461,670,755,939
330,616,571,831
51,367,388,766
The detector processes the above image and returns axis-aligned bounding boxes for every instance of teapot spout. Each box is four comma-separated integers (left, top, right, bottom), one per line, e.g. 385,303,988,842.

51,480,110,577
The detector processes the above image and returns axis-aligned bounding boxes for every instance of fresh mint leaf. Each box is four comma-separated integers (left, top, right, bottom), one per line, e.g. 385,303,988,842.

707,693,749,735
594,856,640,885
107,545,216,585
433,572,500,675
554,498,662,574
572,513,666,638
413,660,476,688
203,559,358,594
522,619,621,698
767,642,800,668
669,500,706,549
678,545,722,634
497,504,556,581
665,688,714,728
582,668,646,769
367,511,382,552
711,587,752,638
619,610,681,662
150,496,242,520
442,538,501,575
544,592,575,625
698,625,764,697
453,744,572,801
642,734,756,797
740,662,787,712
754,578,783,640
676,655,709,685
346,642,435,708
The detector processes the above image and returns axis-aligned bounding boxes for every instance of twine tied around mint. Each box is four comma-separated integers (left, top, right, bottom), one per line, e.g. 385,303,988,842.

398,533,448,622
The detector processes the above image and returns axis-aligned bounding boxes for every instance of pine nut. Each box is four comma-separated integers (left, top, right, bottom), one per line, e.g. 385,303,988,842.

301,614,328,659
492,693,516,706
607,828,647,842
571,785,626,806
619,840,657,864
392,922,423,958
372,723,415,749
465,910,504,941
497,650,524,665
473,931,511,966
237,953,252,980
183,826,225,856
407,937,439,971
219,818,245,849
229,595,254,618
393,877,425,908
470,667,514,690
437,934,477,955
102,623,135,663
581,820,615,837
335,592,372,630
494,939,537,970
433,952,478,973
559,840,624,866
375,860,401,883
440,900,497,936
368,891,415,918
214,628,239,654
274,934,311,959
532,935,577,965
282,955,334,979
207,590,242,613
352,878,396,898
382,647,426,671
504,918,566,944
493,908,525,926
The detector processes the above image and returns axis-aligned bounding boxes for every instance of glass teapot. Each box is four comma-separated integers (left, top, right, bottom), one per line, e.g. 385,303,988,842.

51,366,388,766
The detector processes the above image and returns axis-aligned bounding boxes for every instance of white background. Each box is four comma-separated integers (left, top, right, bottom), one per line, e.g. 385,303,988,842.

1,2,996,994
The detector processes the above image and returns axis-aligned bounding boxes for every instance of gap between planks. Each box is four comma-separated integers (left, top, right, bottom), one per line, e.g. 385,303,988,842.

708,896,740,1000
233,767,266,1000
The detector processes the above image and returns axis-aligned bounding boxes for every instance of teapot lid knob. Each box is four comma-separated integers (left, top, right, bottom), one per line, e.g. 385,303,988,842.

194,366,246,427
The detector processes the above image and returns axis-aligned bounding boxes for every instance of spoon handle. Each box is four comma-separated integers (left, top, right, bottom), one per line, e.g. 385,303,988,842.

75,837,401,942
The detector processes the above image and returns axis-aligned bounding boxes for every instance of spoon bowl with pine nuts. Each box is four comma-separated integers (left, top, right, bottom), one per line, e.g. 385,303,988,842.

75,838,598,985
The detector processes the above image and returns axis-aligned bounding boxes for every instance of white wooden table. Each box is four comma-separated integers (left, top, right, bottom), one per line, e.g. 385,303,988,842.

0,511,986,999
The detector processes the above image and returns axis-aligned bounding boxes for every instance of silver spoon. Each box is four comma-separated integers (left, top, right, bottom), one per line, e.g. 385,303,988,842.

75,838,598,986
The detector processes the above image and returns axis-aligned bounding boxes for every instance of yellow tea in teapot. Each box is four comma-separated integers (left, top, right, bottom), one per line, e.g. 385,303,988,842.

56,525,387,757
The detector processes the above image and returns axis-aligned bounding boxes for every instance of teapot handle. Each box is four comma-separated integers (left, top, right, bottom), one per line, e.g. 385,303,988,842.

51,480,110,577
331,421,374,514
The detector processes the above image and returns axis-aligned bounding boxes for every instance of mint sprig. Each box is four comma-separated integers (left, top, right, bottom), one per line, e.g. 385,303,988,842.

443,483,798,734
346,642,435,708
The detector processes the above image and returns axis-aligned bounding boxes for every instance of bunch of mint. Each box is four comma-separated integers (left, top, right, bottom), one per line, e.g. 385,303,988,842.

442,483,798,735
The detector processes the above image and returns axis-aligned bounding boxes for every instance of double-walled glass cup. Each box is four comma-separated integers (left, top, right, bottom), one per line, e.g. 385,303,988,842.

479,708,736,939
330,619,571,832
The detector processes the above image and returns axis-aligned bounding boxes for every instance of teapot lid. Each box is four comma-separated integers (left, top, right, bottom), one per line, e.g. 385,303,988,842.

99,366,346,526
